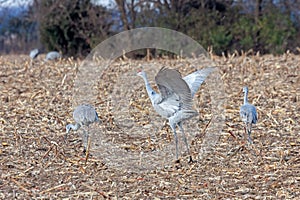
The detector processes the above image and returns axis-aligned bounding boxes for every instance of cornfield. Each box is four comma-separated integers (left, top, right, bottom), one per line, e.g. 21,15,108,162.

0,52,299,199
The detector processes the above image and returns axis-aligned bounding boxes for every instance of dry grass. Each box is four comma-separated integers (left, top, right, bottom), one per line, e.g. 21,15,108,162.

0,52,299,199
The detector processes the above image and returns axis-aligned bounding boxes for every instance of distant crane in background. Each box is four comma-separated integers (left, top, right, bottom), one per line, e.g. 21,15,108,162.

29,48,39,59
66,104,100,152
137,66,214,162
45,51,61,61
240,86,258,144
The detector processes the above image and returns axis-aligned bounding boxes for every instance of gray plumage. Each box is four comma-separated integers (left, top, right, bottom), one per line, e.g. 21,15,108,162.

45,51,61,61
137,66,214,162
66,104,99,151
29,48,39,59
240,86,258,143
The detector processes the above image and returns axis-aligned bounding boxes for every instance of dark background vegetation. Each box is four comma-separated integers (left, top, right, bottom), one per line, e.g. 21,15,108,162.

0,0,299,57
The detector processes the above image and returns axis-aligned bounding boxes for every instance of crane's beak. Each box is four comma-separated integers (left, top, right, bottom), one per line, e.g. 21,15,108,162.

237,88,243,96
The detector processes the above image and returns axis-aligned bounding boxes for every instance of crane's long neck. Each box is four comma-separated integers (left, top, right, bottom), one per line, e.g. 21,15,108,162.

141,74,157,101
243,91,248,105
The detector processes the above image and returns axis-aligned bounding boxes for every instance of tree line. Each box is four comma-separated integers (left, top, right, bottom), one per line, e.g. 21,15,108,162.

0,0,299,57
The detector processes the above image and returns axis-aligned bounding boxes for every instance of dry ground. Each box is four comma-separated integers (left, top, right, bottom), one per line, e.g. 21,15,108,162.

0,52,299,199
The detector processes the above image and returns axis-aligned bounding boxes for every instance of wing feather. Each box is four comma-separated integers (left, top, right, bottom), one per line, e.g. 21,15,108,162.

183,67,215,98
155,67,193,110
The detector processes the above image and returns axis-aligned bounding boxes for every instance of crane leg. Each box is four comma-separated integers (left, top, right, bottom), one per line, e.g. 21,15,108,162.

247,124,253,144
243,123,249,143
169,123,179,161
82,127,89,153
179,122,192,163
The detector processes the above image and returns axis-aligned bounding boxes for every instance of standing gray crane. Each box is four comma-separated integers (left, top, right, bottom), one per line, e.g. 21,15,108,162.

66,104,99,152
45,51,61,61
137,66,215,162
240,86,258,144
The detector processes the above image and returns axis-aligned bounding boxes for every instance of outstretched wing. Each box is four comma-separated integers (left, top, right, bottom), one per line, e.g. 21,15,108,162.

155,67,193,110
183,67,215,98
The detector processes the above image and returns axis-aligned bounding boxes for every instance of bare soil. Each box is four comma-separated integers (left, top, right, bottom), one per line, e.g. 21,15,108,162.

0,52,299,199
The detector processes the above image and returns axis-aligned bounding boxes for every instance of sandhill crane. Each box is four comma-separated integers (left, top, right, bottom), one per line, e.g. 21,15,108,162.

45,51,61,61
137,66,214,162
29,48,39,59
66,104,99,152
240,86,258,144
